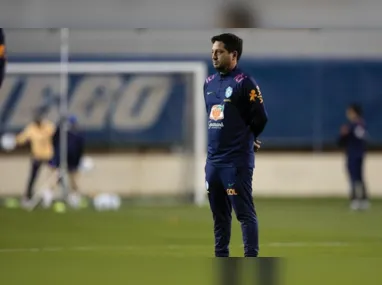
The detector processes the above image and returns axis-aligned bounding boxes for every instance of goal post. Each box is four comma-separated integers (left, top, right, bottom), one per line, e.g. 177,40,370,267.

6,61,209,206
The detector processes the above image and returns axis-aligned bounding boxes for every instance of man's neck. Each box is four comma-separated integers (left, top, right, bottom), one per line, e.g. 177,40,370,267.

351,117,362,124
220,64,237,75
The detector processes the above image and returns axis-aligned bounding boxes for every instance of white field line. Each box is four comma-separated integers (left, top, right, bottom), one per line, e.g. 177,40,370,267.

0,242,351,253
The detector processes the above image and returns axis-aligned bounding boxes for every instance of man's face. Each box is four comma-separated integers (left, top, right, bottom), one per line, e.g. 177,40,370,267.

346,108,357,122
211,41,235,72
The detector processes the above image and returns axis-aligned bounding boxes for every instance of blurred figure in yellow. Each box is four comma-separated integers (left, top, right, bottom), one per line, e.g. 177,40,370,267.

16,111,55,207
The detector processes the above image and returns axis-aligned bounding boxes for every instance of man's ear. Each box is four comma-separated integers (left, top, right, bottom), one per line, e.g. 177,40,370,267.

232,51,238,60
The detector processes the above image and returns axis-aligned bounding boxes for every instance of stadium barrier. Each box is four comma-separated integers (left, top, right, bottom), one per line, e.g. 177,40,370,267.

1,153,381,198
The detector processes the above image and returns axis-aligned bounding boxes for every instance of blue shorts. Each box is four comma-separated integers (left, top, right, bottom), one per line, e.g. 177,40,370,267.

49,157,79,172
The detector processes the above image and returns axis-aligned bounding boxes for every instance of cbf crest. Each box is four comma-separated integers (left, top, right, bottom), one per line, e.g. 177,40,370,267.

225,86,233,98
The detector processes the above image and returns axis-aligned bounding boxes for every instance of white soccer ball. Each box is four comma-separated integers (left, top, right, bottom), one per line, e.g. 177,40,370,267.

93,193,121,211
80,156,94,172
67,193,82,209
1,133,16,151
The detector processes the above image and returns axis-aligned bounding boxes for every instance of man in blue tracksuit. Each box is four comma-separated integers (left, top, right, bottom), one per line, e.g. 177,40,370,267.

338,103,369,210
204,33,268,257
50,115,84,189
45,115,85,208
50,115,84,176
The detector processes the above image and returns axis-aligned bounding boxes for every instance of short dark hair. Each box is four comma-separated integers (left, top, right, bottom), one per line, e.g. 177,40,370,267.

211,33,243,61
348,103,363,117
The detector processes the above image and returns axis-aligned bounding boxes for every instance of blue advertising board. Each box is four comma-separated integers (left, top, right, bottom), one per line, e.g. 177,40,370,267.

0,71,188,146
2,56,382,149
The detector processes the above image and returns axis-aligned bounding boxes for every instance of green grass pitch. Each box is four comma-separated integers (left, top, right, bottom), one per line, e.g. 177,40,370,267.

0,198,381,284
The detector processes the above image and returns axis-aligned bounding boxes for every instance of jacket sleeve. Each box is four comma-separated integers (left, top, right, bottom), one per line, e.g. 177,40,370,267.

16,124,31,145
0,28,6,88
52,126,60,149
337,135,348,147
203,81,208,114
242,77,268,139
337,124,351,147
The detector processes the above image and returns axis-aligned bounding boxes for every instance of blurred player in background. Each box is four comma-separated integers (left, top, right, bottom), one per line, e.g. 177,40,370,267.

42,115,85,208
15,111,55,208
0,28,6,88
204,33,268,257
338,103,369,210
